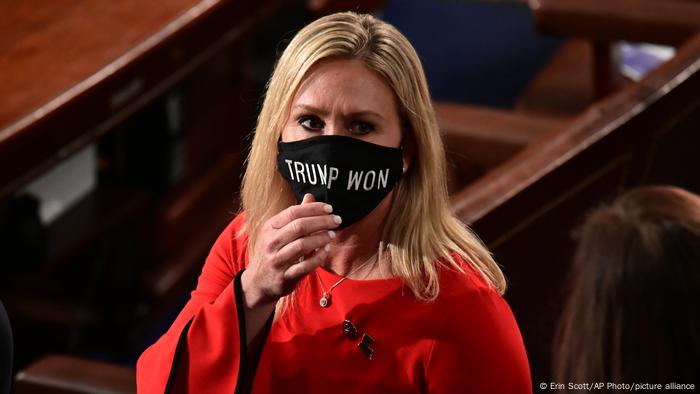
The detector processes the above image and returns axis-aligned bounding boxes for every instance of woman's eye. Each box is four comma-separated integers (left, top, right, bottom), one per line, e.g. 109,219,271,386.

351,121,375,135
298,115,324,131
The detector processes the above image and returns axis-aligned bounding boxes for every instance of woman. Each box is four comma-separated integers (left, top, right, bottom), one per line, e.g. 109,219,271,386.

553,186,700,387
137,11,531,393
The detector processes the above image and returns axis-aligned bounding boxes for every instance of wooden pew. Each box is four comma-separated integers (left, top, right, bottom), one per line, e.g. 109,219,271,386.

531,0,700,46
0,0,284,199
517,0,700,118
435,102,569,194
448,29,700,385
438,0,700,176
1,0,287,388
14,355,135,394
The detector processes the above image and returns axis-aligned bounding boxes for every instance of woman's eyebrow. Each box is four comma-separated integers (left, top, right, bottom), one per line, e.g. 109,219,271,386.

293,104,385,120
348,110,385,121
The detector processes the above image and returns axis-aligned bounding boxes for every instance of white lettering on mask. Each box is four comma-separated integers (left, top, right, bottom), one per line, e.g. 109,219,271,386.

347,168,390,191
328,167,339,189
284,160,340,189
284,160,390,191
284,159,295,180
293,161,306,183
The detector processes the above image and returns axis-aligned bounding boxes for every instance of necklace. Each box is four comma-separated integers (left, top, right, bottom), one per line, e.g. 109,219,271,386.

315,252,378,308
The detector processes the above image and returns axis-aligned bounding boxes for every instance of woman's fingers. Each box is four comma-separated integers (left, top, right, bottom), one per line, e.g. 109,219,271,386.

268,200,333,230
270,215,340,251
301,192,314,204
250,194,339,299
265,193,340,253
273,230,333,268
284,246,328,281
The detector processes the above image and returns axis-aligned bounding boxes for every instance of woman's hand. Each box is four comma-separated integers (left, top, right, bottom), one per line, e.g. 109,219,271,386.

241,193,340,309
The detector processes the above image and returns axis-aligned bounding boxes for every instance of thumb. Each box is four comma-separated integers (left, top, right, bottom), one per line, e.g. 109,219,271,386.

301,193,315,205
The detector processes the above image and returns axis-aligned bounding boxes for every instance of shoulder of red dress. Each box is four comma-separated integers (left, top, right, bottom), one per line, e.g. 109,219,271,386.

431,253,515,333
231,210,246,227
226,210,248,239
441,252,494,290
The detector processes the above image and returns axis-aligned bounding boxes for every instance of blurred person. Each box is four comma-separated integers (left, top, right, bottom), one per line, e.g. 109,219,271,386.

553,185,700,388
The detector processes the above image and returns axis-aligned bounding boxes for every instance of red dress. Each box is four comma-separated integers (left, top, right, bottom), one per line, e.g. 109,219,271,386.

136,212,532,393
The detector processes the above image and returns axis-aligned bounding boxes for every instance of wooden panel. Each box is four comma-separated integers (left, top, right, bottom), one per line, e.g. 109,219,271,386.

435,101,567,193
15,354,134,394
450,32,700,383
515,39,597,117
435,102,562,147
0,0,285,369
144,151,244,323
531,0,700,45
0,0,283,199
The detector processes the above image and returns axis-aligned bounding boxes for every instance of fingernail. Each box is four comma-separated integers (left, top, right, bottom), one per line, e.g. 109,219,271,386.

333,215,342,224
324,244,331,252
324,204,333,213
328,230,336,239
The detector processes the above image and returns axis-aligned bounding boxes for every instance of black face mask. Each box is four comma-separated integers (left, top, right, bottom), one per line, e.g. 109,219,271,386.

277,135,404,230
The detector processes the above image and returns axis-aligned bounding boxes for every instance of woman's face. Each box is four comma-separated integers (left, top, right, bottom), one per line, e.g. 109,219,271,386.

281,58,403,149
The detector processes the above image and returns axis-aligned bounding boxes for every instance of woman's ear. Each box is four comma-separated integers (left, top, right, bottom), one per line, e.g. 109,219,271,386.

401,131,415,174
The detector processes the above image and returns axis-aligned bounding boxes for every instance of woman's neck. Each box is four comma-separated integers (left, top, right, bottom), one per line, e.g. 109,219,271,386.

324,191,394,279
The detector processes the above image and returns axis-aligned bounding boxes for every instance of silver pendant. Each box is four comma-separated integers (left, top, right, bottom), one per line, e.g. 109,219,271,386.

320,293,330,307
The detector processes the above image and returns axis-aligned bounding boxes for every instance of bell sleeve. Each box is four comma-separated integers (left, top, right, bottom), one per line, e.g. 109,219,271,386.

136,212,264,393
424,285,533,394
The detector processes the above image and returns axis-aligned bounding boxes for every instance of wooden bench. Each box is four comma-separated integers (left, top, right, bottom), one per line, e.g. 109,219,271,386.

448,28,700,386
519,0,700,117
2,0,285,391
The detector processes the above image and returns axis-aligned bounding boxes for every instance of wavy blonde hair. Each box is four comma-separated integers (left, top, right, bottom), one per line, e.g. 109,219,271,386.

239,11,506,304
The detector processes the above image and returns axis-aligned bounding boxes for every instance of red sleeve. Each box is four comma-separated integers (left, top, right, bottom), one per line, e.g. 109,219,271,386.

425,264,532,394
136,212,256,393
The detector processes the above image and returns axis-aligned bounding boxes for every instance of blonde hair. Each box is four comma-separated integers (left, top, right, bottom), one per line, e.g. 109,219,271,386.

239,11,506,307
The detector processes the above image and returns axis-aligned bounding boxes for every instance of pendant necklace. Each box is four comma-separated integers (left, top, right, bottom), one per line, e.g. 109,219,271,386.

315,252,378,308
